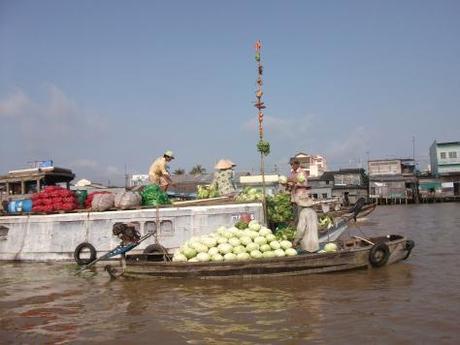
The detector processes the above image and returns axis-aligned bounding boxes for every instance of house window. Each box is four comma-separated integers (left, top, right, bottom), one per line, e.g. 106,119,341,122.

322,193,328,199
449,152,457,159
312,193,318,199
440,152,446,159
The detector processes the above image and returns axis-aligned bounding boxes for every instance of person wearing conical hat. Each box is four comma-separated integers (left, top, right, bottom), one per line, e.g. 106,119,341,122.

209,159,237,197
148,150,175,191
225,160,236,167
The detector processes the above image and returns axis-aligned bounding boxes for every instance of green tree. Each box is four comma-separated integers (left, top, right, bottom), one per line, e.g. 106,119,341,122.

189,165,206,175
173,168,185,175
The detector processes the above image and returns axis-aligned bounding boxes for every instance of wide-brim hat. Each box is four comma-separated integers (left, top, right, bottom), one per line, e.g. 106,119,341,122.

164,150,175,159
215,159,232,170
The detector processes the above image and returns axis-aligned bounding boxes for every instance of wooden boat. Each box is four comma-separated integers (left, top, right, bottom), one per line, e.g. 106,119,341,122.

120,234,414,279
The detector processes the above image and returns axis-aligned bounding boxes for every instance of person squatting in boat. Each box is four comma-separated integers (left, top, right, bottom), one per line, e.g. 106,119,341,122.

148,150,175,192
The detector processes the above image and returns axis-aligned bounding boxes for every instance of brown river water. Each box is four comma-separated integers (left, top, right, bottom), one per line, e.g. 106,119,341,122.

1,203,459,344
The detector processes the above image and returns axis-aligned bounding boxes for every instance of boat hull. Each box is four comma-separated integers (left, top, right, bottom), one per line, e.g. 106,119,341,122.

124,235,412,279
0,203,264,261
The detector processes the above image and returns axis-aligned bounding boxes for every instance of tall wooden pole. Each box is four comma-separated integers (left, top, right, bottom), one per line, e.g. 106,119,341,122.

254,40,268,222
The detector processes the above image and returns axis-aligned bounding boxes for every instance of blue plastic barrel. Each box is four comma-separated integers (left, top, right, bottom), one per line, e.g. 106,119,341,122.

16,200,23,212
8,201,18,213
21,199,33,213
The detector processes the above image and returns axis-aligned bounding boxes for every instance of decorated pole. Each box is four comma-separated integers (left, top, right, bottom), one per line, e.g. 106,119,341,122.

254,40,270,222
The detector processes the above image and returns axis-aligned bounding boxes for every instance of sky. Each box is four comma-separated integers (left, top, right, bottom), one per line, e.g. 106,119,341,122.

1,0,459,185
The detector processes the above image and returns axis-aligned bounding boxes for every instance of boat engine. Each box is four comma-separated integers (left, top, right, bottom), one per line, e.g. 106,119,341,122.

112,223,141,245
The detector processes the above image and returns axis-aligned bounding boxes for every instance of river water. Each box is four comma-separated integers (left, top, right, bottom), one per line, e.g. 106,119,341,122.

0,203,459,344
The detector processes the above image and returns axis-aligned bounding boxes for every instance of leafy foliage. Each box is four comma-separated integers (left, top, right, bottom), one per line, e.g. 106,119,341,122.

257,140,270,156
275,226,296,241
235,187,264,202
141,184,171,206
234,221,249,229
189,165,206,175
197,184,219,199
266,192,294,224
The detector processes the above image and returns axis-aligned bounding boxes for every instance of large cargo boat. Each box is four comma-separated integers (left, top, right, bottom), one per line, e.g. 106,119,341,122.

0,165,352,263
0,202,264,262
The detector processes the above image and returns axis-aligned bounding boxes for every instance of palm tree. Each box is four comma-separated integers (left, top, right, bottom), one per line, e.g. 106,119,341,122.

189,164,206,175
173,168,185,175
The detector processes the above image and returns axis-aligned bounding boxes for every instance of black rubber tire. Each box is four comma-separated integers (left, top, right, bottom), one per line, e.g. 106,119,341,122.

369,242,390,268
74,242,97,265
143,244,163,254
143,244,170,262
403,240,415,260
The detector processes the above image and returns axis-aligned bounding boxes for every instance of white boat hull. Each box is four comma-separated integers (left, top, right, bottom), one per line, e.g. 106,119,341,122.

0,203,264,262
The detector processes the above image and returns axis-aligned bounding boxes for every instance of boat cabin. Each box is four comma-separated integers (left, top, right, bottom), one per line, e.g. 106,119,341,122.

0,166,75,201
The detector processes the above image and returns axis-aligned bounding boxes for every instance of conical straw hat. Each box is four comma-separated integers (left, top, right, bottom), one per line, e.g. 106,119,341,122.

214,159,232,170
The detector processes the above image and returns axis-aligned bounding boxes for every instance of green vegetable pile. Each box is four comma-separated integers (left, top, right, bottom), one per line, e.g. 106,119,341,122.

234,220,249,230
257,140,270,156
141,184,171,206
172,220,298,262
275,225,296,241
266,192,294,225
236,187,264,202
197,184,220,199
318,215,334,230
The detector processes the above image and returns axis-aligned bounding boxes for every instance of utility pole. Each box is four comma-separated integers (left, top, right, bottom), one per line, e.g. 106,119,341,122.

412,136,415,161
124,163,129,188
366,151,370,172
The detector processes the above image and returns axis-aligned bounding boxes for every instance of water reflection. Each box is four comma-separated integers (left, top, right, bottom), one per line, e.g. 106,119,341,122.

0,203,459,344
110,278,326,344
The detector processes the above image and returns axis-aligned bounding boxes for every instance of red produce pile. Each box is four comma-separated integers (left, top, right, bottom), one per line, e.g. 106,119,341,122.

84,191,112,208
31,186,78,213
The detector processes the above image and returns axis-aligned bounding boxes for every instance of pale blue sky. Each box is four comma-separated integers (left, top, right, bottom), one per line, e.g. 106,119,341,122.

1,0,459,184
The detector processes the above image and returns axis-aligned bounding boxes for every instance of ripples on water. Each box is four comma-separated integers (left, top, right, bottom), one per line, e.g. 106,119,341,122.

1,203,459,344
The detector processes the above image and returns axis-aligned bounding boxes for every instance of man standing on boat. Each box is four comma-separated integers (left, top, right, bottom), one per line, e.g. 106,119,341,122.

285,159,309,217
148,150,175,192
284,158,319,253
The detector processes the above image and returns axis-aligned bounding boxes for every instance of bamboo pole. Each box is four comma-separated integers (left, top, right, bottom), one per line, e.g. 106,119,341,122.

254,40,268,223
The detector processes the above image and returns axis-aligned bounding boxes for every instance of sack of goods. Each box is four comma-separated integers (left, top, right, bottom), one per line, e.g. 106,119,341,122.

114,191,142,210
141,184,170,206
172,219,298,263
31,186,78,213
91,193,115,212
84,191,111,208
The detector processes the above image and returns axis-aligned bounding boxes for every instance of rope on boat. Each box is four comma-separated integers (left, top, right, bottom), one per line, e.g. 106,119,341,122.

155,206,172,262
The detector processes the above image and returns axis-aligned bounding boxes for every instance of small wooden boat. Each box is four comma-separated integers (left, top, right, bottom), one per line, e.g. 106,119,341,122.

121,234,414,279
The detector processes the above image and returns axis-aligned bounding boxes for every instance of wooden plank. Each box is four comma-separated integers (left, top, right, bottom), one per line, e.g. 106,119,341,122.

172,197,231,206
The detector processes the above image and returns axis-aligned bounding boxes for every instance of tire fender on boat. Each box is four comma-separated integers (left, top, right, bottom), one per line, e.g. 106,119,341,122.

74,242,97,265
143,244,169,262
369,242,390,267
403,240,415,260
143,244,164,254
